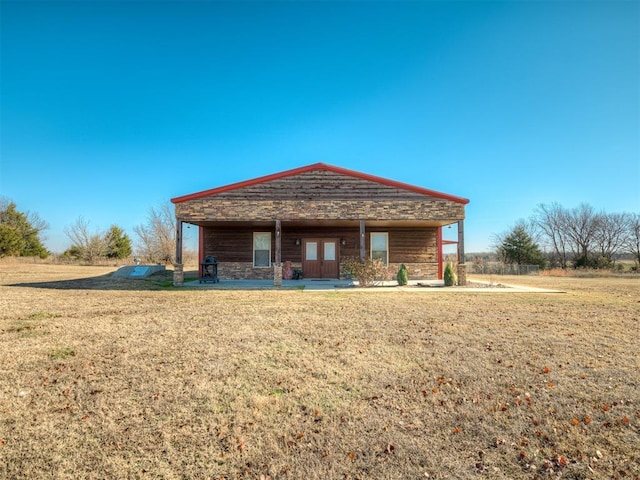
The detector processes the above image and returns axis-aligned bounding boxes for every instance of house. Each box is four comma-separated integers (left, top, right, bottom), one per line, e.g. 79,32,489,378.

170,163,469,285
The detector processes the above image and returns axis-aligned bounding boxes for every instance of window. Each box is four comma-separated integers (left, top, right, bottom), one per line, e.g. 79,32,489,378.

324,241,336,261
371,232,388,265
253,232,271,267
306,241,318,261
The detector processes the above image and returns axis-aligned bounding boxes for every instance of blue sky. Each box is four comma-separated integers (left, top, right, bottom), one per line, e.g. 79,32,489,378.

1,0,638,254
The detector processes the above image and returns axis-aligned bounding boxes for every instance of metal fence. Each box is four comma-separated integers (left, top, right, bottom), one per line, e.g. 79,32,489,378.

470,262,540,275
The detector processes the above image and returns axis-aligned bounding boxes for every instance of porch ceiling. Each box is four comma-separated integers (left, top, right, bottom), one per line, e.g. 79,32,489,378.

183,219,458,228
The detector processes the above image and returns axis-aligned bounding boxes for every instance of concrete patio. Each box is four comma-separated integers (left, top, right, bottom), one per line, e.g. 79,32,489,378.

181,278,563,293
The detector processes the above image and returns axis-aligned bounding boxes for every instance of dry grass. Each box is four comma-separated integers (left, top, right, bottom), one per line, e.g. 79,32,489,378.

1,264,638,479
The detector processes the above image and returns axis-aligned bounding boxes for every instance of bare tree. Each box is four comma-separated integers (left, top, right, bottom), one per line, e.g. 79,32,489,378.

624,212,640,266
562,203,600,267
594,212,630,266
533,203,569,268
133,202,176,263
64,216,107,263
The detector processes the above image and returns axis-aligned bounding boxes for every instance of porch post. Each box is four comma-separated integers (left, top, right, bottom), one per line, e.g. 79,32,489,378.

457,220,467,286
437,226,443,280
198,226,204,280
173,219,184,286
359,220,366,261
274,219,282,286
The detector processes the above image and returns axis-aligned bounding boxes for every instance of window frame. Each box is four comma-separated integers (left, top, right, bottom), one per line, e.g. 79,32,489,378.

253,232,272,268
370,232,389,265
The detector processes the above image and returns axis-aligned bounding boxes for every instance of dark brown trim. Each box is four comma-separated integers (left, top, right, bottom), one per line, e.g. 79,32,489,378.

359,220,366,261
275,219,282,265
457,220,465,264
175,219,183,264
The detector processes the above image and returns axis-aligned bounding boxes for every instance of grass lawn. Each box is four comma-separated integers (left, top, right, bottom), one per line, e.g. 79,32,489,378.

1,264,638,479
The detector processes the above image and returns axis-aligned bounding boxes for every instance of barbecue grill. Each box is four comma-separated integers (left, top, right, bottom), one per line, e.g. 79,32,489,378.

199,256,219,283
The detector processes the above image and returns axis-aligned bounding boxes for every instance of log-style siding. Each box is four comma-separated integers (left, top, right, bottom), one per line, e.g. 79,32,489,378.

203,226,437,264
176,171,464,223
213,171,432,201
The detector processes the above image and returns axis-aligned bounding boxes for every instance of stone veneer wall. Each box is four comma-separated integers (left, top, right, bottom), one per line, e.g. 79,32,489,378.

386,262,438,281
176,199,464,223
456,263,467,286
217,262,274,280
217,261,437,281
173,263,184,286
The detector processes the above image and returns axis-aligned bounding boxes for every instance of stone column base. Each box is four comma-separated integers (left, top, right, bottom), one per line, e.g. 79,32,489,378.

173,263,184,286
273,263,283,286
456,263,467,286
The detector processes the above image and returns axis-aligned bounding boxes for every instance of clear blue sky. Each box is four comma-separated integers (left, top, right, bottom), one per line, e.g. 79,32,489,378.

1,0,638,254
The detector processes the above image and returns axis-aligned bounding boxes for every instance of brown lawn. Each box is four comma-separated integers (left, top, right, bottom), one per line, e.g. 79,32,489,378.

1,264,638,479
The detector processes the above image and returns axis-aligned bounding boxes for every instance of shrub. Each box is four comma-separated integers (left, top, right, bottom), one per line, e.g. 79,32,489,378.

444,262,456,286
342,257,390,287
397,264,408,286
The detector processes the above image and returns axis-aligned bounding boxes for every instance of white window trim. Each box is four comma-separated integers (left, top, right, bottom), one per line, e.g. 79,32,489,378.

253,232,271,268
370,232,389,265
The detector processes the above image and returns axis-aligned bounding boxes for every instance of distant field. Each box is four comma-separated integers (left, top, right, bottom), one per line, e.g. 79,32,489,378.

1,264,638,479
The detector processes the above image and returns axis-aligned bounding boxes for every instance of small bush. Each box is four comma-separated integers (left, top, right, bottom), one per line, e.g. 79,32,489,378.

342,258,390,287
444,262,456,286
397,264,408,286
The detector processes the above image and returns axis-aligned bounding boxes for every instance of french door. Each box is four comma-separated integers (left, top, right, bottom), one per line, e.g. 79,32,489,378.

302,238,339,279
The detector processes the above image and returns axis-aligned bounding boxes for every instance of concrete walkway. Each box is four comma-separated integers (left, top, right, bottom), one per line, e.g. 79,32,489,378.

182,278,564,293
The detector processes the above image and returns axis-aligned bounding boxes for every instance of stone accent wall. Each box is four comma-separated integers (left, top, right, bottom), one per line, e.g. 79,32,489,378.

273,263,282,286
177,198,464,223
217,262,274,280
457,263,467,286
387,262,438,281
173,263,184,286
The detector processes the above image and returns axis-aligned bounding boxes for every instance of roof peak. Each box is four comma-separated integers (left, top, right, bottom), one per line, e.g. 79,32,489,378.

171,162,469,204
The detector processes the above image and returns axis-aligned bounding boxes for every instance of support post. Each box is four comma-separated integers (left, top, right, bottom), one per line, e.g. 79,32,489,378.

457,220,467,286
359,220,366,261
274,219,282,286
173,219,184,286
198,226,204,280
437,226,443,280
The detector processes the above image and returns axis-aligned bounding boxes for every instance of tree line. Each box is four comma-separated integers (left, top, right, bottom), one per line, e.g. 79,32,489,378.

3,196,638,271
0,197,178,264
495,203,639,270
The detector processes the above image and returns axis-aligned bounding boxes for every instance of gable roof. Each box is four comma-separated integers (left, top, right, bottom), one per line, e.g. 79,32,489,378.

171,162,469,205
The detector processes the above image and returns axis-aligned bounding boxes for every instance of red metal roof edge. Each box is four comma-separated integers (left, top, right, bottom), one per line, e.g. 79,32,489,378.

171,162,470,205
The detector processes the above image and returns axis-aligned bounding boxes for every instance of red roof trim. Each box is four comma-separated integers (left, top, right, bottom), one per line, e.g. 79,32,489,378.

171,162,470,204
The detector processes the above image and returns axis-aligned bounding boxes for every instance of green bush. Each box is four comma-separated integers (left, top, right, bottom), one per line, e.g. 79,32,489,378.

397,264,408,286
444,262,456,286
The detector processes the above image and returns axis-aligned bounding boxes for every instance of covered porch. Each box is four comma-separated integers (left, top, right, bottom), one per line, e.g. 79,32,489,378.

172,218,467,286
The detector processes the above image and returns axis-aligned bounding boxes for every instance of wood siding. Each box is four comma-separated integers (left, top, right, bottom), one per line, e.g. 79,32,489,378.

212,171,434,201
175,170,465,223
202,226,437,264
